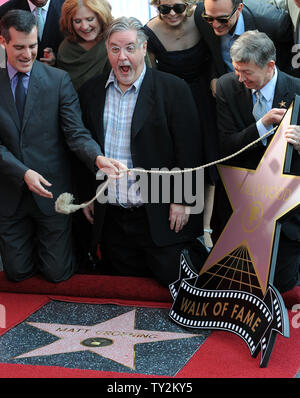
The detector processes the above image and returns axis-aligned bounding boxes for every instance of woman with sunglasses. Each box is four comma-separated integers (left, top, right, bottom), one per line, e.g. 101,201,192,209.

143,0,219,251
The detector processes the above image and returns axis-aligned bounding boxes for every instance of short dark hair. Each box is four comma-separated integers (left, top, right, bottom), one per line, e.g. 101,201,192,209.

0,9,36,43
204,0,243,9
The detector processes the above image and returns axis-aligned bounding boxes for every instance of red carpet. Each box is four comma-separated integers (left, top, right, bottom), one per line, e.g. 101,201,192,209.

0,271,299,379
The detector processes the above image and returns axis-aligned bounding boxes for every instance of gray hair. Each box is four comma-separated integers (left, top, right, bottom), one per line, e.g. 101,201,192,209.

104,16,148,45
230,30,276,68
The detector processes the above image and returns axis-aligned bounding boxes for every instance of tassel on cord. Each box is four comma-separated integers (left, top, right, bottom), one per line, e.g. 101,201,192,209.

55,179,110,215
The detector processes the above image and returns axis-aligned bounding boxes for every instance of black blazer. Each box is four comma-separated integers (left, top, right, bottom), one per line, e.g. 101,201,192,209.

78,67,204,247
0,61,102,217
0,0,64,60
216,69,300,240
195,0,294,77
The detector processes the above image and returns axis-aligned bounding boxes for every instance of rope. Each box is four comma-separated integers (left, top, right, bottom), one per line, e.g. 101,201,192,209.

129,127,275,174
55,127,275,214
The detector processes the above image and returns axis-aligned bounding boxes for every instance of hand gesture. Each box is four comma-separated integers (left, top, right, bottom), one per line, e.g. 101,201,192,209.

24,169,53,198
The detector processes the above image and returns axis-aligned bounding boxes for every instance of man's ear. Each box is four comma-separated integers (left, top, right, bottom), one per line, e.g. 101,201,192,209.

0,35,6,47
267,59,275,73
143,41,147,56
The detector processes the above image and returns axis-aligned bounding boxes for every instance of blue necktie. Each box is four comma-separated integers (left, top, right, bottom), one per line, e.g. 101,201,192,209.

15,72,26,122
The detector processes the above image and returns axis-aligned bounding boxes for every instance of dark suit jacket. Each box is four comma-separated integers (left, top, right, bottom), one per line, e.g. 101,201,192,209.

0,0,64,60
0,60,102,217
216,69,300,240
195,0,294,77
78,67,204,247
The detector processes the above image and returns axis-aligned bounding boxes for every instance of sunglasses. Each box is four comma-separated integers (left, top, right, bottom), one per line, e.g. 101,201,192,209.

157,3,187,15
201,5,238,24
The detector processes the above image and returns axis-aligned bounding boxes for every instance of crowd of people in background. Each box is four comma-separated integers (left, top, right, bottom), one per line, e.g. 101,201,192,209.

0,0,299,294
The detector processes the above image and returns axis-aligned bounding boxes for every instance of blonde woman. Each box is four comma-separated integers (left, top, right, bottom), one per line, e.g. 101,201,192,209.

144,0,219,250
57,0,113,90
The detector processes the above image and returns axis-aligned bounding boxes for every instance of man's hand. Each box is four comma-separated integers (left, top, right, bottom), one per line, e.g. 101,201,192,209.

24,169,53,198
210,78,218,97
285,125,300,151
96,155,128,178
40,47,56,66
169,204,190,233
261,108,286,128
82,202,94,224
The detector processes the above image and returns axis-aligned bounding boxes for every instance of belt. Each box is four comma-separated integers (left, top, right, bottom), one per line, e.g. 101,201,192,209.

107,204,144,213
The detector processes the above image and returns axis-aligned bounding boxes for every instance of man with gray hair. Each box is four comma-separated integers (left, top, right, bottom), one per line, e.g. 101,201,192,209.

78,16,205,286
215,30,300,293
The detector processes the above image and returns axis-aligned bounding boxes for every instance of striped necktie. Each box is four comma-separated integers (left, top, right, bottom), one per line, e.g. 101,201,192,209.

252,90,267,121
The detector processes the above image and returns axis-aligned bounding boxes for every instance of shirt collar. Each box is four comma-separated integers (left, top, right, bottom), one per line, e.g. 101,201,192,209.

232,12,245,37
252,66,278,102
222,12,245,41
28,0,50,13
7,61,31,80
105,63,146,93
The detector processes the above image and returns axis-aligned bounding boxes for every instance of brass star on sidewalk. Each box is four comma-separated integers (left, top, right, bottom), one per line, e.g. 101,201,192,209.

14,309,200,369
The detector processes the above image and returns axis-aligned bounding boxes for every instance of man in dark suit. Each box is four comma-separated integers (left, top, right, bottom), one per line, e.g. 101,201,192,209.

78,16,205,287
215,30,300,293
195,0,294,95
0,10,124,282
0,0,64,63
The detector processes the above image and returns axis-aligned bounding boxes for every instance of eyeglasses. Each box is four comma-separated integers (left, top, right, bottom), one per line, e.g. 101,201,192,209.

201,5,238,24
108,44,139,56
157,3,187,15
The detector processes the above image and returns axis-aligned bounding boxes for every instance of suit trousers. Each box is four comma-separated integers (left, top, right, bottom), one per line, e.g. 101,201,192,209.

99,204,205,287
0,189,77,282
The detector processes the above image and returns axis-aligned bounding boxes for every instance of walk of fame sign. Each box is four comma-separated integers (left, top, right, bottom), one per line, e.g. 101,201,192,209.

170,97,300,367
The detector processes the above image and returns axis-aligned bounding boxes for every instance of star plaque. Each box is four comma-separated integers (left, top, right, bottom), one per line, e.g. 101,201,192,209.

13,310,199,370
170,98,300,367
0,302,207,376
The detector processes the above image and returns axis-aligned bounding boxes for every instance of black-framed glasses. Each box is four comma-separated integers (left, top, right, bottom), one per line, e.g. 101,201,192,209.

157,3,187,15
201,5,238,24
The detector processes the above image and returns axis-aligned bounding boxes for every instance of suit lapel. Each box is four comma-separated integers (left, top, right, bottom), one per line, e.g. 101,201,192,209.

242,6,257,31
272,71,290,109
41,0,57,43
237,80,255,125
296,11,300,43
131,68,155,140
0,68,21,130
21,61,42,131
90,78,106,148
